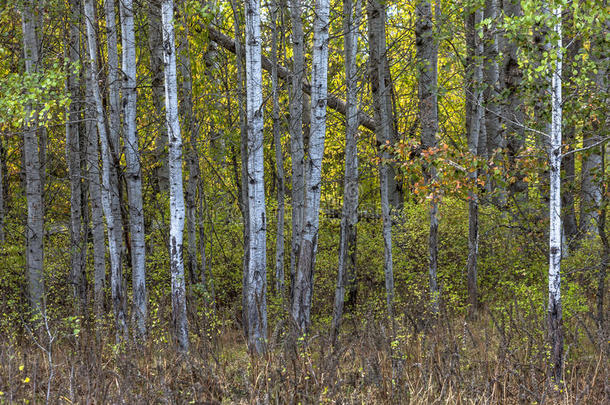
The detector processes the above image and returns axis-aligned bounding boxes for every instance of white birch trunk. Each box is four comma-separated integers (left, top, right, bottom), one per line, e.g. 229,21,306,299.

119,0,147,340
84,0,128,340
292,0,331,331
332,0,361,343
547,4,563,384
21,0,45,311
162,0,189,351
84,66,107,316
244,0,268,354
177,11,199,289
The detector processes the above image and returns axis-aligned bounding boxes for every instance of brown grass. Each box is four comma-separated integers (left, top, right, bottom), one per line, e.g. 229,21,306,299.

0,307,607,404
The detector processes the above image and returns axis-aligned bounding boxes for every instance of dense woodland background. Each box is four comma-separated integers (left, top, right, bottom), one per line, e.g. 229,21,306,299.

0,0,608,402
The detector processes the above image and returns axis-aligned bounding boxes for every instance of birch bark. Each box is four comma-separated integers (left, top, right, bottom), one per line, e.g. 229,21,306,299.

292,0,331,331
119,0,147,340
85,0,129,340
162,0,189,352
465,4,484,318
66,0,87,310
289,0,305,298
244,0,268,353
547,4,563,384
270,0,285,294
416,0,440,314
177,9,200,289
367,0,395,318
84,65,107,316
21,0,45,311
332,0,361,342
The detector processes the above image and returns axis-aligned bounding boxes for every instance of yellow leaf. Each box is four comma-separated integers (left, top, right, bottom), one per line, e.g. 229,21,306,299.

23,377,30,383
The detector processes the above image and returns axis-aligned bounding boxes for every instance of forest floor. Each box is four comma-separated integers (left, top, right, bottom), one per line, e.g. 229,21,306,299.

0,307,607,404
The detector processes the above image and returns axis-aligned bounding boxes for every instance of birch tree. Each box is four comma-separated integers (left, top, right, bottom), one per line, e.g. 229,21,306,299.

149,0,169,192
84,65,107,316
66,0,87,310
21,0,45,311
367,0,395,318
270,0,285,294
416,0,440,314
289,0,306,296
84,0,128,340
292,0,331,331
465,2,484,318
332,0,361,342
119,0,147,340
547,3,563,384
162,0,189,352
243,0,268,353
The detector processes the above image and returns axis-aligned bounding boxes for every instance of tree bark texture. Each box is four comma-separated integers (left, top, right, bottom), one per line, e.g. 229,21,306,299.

367,0,402,211
84,65,107,316
547,4,563,384
292,0,331,332
119,0,147,340
501,0,526,197
288,0,306,299
368,0,396,319
332,0,361,343
21,0,45,311
244,0,268,354
161,0,189,352
270,0,285,295
465,5,484,318
416,0,440,314
85,0,128,341
66,0,87,311
149,0,170,192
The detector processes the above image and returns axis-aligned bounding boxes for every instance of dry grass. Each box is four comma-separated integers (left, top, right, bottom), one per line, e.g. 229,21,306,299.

0,307,607,404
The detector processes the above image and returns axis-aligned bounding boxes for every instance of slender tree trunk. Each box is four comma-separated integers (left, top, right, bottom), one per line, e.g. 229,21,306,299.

416,0,440,314
84,65,107,317
162,0,189,352
149,0,169,192
561,14,580,245
0,135,4,244
230,0,251,339
119,0,147,340
289,0,306,299
501,0,526,198
580,18,607,238
598,144,608,344
243,0,268,354
177,7,200,290
66,0,87,311
332,0,361,343
367,0,402,212
547,4,563,385
483,0,501,161
270,0,285,295
292,0,331,332
367,0,395,318
21,0,45,311
85,0,128,340
465,4,484,319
